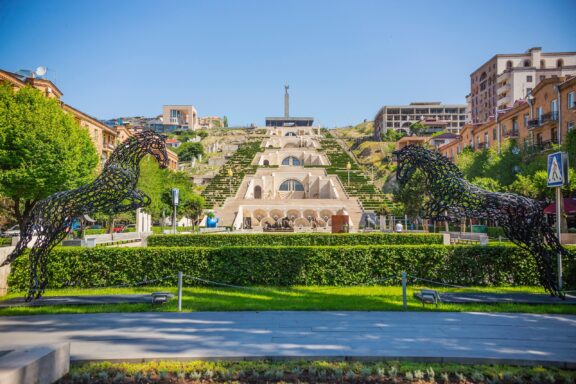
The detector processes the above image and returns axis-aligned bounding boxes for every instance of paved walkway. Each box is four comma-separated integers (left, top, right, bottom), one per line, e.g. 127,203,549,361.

0,311,575,365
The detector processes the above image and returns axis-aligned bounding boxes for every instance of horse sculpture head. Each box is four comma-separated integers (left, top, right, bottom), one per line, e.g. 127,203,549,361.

393,144,462,188
132,130,169,169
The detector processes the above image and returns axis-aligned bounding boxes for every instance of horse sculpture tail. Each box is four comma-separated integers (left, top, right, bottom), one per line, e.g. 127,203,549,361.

1,219,35,268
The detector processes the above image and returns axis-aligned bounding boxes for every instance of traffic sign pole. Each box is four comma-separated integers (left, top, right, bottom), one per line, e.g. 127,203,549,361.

556,186,562,291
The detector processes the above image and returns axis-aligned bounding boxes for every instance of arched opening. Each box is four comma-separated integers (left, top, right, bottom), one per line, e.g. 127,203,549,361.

523,59,531,67
285,132,297,137
281,156,301,166
506,60,513,69
557,59,564,68
263,159,270,166
540,59,546,69
254,185,262,199
279,179,305,192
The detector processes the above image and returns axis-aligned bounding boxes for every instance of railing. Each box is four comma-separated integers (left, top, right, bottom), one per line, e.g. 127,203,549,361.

476,142,489,149
528,112,558,128
502,129,519,138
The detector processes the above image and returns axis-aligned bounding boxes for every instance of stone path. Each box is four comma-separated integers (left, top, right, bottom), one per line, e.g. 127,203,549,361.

0,311,575,366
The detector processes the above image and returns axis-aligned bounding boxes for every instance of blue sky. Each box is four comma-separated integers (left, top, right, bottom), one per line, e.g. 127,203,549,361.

1,0,575,127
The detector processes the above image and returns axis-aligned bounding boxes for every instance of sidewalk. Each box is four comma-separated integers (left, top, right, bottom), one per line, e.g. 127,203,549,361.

0,311,575,366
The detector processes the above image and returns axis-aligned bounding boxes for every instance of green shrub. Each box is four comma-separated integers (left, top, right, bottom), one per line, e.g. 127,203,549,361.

0,237,13,247
147,233,443,247
8,244,572,291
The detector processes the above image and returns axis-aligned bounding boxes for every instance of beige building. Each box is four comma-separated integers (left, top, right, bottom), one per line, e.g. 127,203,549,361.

162,105,198,131
470,47,576,124
0,69,179,170
373,102,467,139
198,116,223,129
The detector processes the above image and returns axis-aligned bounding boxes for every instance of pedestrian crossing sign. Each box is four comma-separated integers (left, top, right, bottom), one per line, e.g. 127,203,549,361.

547,152,568,187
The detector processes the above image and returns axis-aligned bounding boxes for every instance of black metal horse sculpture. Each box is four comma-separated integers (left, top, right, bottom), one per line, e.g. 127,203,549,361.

1,130,168,300
394,144,572,297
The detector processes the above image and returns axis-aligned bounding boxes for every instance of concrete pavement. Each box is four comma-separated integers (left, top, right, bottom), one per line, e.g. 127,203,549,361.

0,311,575,366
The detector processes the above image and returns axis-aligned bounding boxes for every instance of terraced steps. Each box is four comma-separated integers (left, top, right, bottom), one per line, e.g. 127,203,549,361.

201,141,262,209
320,135,396,211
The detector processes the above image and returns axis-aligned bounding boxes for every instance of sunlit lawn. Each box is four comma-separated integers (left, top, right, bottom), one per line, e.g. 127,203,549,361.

1,285,574,316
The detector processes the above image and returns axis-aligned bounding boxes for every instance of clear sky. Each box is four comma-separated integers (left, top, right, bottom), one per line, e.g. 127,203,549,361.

1,0,575,127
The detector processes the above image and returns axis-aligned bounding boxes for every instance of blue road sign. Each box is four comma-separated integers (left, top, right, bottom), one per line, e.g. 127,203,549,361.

547,152,568,187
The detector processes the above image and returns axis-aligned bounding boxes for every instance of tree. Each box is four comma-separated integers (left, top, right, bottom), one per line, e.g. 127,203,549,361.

0,83,99,227
471,177,501,192
381,128,403,142
393,169,429,221
223,116,228,128
176,142,204,161
197,130,209,139
409,121,426,136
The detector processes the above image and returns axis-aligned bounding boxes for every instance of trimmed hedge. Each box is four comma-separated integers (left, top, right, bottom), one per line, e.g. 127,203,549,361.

147,233,443,247
9,245,573,292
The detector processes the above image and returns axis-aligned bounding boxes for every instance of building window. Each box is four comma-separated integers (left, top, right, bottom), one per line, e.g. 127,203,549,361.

493,127,498,140
524,113,529,128
540,59,546,69
524,59,531,67
557,59,564,68
512,118,518,133
279,179,304,192
537,106,543,122
526,75,533,82
281,156,301,166
568,92,575,109
506,60,513,69
568,121,574,132
551,99,558,116
540,75,546,81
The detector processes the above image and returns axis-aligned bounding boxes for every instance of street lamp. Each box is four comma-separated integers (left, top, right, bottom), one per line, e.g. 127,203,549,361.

346,161,352,186
227,168,234,194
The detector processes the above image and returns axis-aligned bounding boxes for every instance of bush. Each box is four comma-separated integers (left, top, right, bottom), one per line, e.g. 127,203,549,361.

147,233,443,247
9,245,572,291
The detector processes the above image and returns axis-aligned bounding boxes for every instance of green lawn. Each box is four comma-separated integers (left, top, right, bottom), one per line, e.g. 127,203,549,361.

1,285,574,316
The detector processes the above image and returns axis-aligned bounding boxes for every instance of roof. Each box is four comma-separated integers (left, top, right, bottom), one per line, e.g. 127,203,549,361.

62,103,117,136
265,117,314,121
166,138,181,143
431,133,459,140
544,198,576,215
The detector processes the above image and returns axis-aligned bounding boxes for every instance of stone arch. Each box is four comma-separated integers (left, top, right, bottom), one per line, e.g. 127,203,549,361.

263,159,270,166
254,185,262,199
281,156,301,166
279,179,304,191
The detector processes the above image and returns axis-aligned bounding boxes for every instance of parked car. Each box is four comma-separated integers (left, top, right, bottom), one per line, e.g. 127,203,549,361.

1,225,21,237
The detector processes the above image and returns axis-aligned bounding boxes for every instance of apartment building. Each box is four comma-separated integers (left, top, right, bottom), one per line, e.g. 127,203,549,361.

440,75,576,161
373,102,467,139
0,69,179,169
470,47,576,124
162,105,198,131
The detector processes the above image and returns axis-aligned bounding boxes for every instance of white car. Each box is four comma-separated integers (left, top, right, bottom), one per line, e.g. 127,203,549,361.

2,225,20,237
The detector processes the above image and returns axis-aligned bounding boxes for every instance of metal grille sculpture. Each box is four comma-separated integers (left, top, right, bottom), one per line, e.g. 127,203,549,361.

394,144,572,297
1,130,168,300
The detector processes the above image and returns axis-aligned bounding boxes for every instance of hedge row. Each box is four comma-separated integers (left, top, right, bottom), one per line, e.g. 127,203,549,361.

146,233,444,247
10,245,574,292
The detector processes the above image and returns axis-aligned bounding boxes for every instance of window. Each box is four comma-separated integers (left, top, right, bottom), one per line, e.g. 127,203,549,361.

557,59,564,68
568,92,575,109
281,156,301,166
493,127,497,140
551,100,558,115
523,59,531,67
285,132,297,136
524,113,529,128
506,60,513,69
537,106,543,122
512,118,518,133
279,179,304,192
540,59,546,69
568,121,574,132
540,75,546,81
526,75,533,82
484,132,489,145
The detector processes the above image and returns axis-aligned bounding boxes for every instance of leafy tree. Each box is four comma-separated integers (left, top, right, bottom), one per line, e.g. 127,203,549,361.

222,116,228,128
0,83,99,227
393,170,428,220
381,128,403,142
176,142,204,161
471,177,501,192
409,121,426,136
197,130,209,139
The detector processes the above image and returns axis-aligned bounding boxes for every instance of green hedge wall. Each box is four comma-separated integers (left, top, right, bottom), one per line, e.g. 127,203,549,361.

9,245,571,292
147,233,443,247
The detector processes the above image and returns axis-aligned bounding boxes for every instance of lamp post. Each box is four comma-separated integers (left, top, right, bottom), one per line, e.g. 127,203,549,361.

227,168,234,194
346,162,351,186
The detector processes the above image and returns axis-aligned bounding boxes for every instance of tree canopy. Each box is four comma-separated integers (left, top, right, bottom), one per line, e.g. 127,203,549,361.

176,142,204,162
0,83,99,226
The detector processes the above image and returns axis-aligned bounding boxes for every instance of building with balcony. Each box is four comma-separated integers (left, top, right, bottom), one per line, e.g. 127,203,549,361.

373,102,467,140
161,105,198,131
470,47,576,124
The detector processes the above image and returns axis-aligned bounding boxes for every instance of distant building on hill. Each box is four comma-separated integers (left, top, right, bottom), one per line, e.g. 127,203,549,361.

373,102,467,140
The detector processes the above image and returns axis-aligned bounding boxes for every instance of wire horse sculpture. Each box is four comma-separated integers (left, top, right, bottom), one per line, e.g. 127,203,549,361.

394,144,572,297
1,130,168,300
